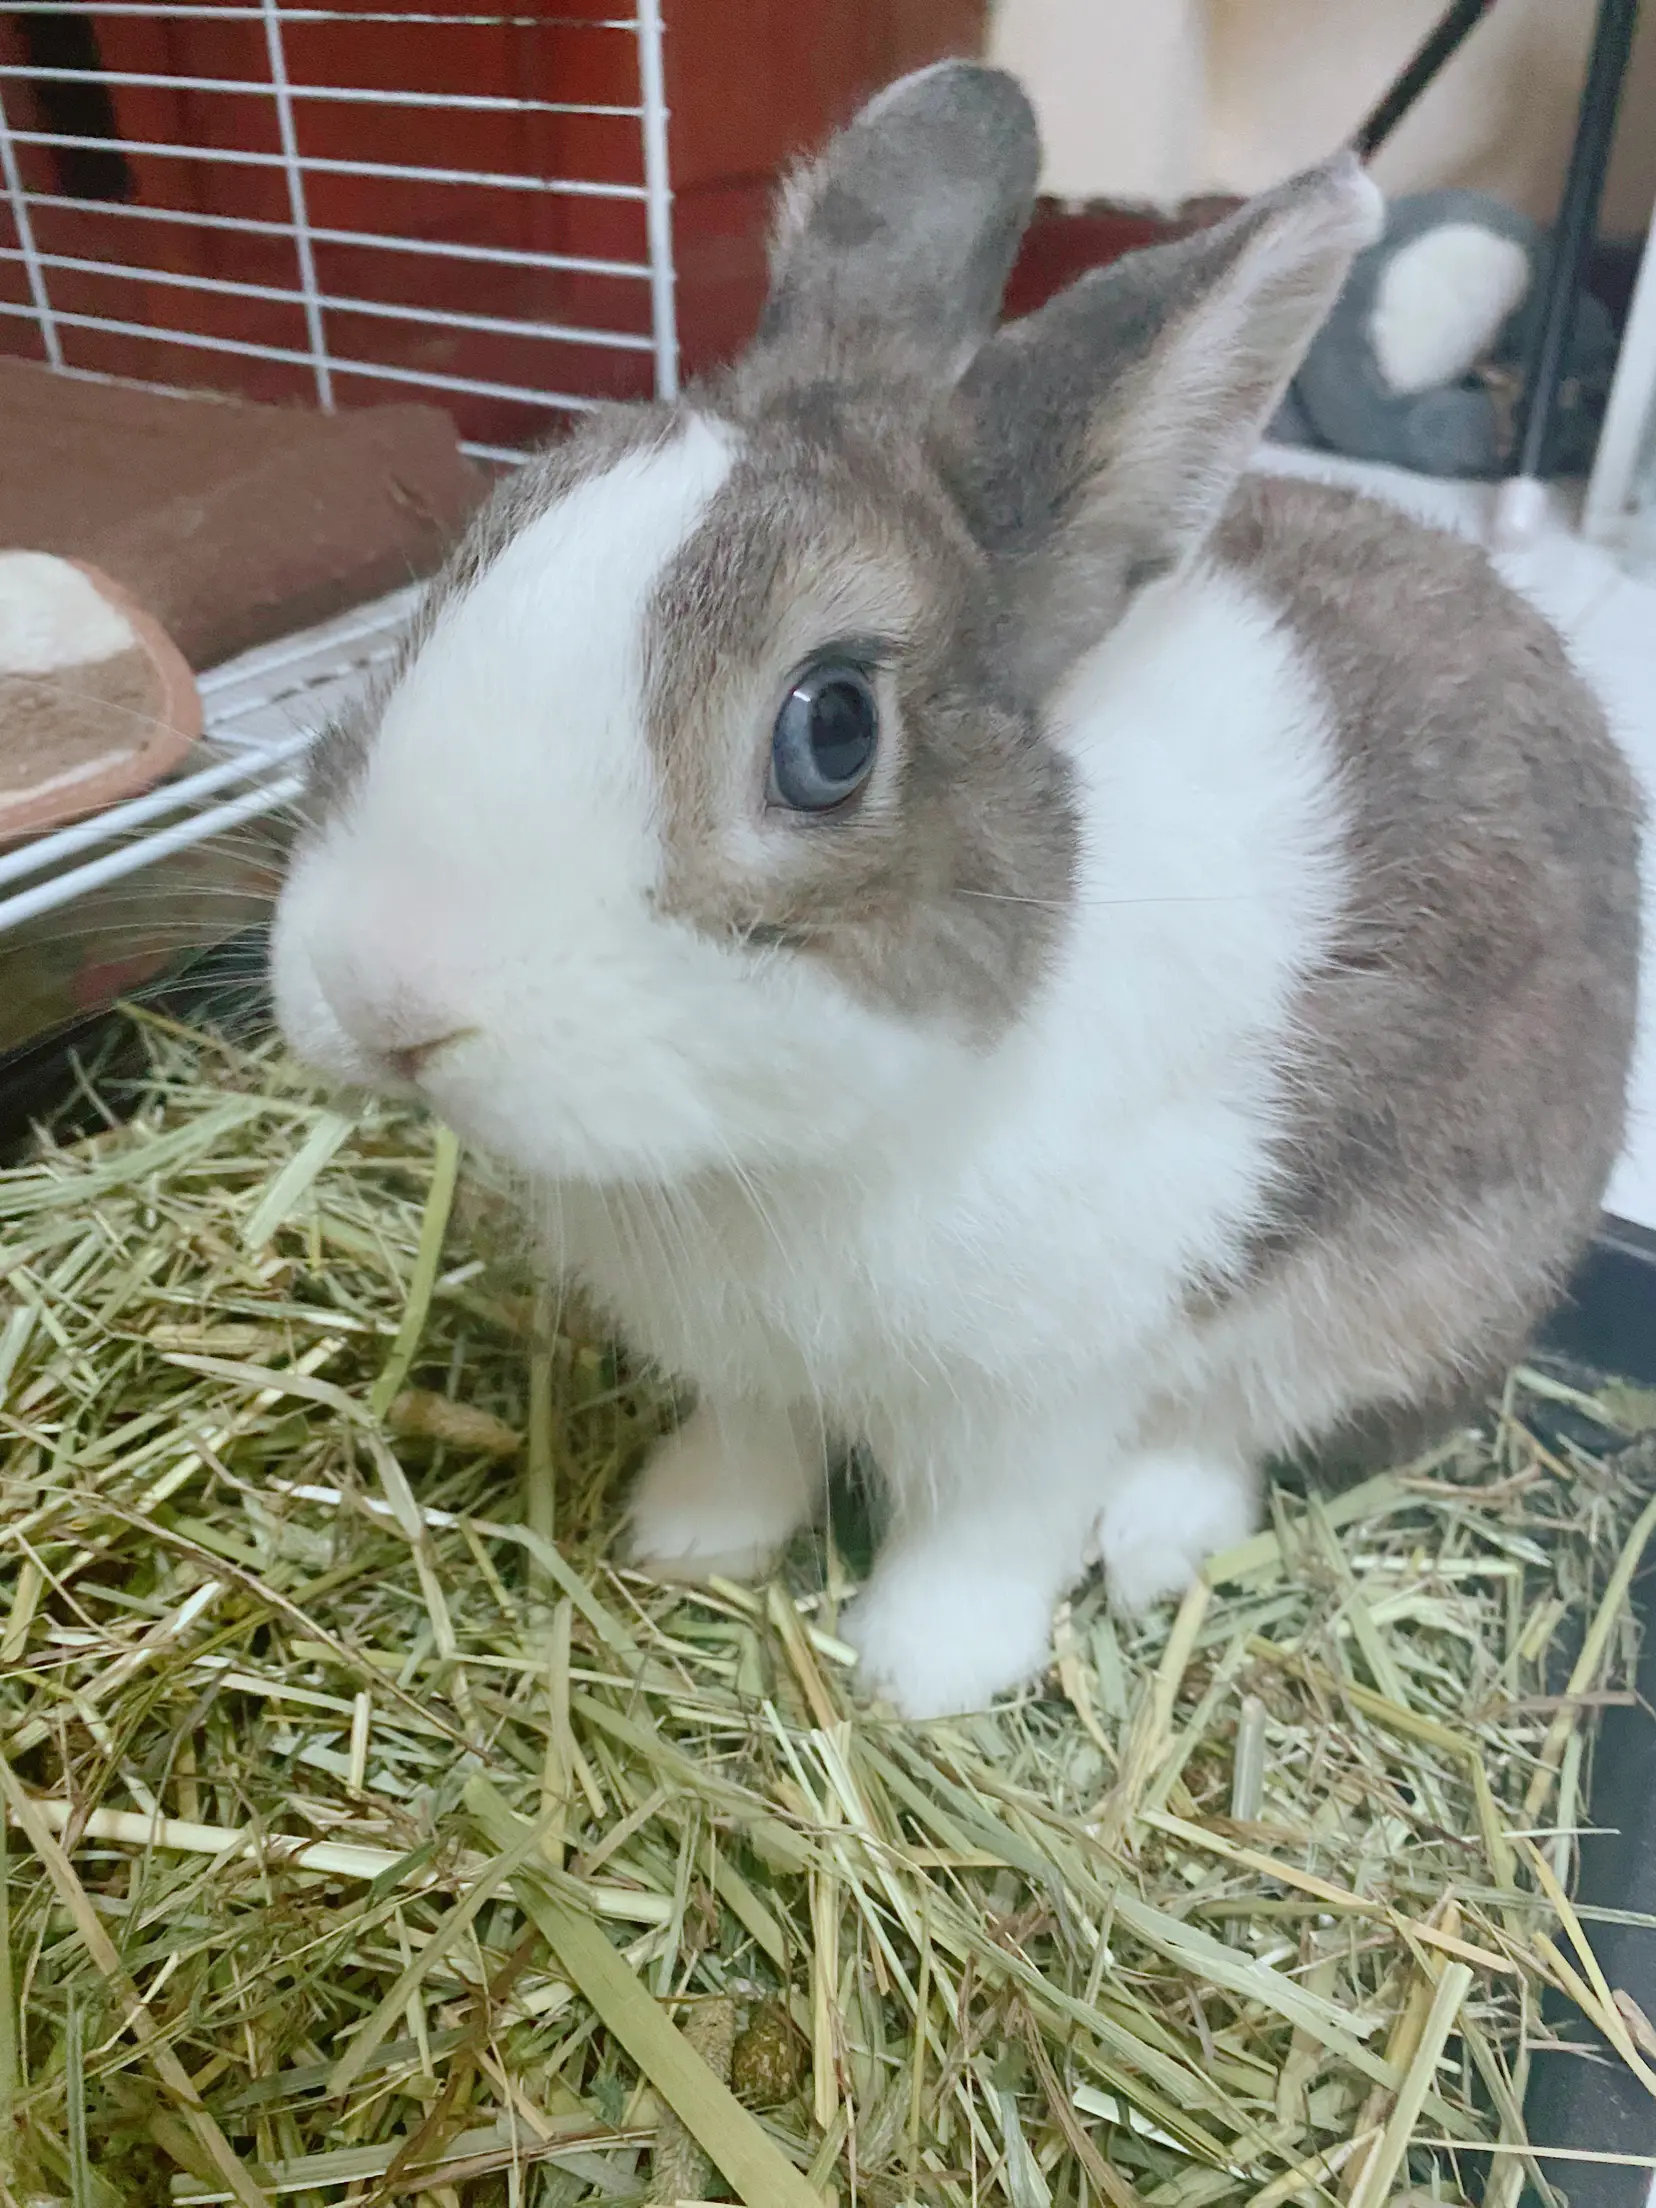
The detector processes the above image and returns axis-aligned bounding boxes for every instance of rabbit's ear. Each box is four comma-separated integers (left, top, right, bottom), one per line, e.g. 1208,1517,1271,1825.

953,155,1384,692
745,62,1040,386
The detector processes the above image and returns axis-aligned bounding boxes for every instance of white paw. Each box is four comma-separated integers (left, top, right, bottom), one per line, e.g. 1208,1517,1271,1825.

1096,1452,1255,1615
842,1555,1056,1720
625,1398,818,1584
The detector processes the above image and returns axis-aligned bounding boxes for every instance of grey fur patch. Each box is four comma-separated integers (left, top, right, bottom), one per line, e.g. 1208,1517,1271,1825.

641,383,1078,1037
1198,472,1641,1459
745,61,1039,392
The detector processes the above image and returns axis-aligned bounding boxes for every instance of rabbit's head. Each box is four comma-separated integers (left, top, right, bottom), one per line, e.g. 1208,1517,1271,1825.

272,63,1379,1186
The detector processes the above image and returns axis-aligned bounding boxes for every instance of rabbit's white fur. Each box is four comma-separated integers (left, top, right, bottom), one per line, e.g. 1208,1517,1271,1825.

275,424,1347,1716
278,423,743,1147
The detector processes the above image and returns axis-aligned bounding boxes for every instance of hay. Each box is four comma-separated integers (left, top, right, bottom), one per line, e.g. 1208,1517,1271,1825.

0,1012,1652,2208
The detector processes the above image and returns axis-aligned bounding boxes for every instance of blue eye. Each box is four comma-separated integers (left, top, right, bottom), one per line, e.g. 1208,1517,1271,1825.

769,661,879,812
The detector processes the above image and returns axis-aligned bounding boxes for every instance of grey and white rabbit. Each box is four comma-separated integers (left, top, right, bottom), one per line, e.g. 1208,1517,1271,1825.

272,64,1640,1717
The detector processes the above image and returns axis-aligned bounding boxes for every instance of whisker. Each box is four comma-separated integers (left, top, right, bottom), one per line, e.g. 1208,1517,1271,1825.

0,891,278,923
955,887,1251,911
5,675,207,752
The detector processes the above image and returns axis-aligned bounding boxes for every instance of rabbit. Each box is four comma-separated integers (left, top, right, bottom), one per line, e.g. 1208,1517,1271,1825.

271,62,1641,1720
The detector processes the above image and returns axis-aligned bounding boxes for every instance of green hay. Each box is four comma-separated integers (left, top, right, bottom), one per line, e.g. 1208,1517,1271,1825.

0,1013,1650,2208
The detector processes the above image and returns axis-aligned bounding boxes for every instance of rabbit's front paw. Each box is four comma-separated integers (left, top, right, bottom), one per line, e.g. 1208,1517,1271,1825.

1096,1451,1254,1614
625,1399,817,1583
844,1555,1056,1719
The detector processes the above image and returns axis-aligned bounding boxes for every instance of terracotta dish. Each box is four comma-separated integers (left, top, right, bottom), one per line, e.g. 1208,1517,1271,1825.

0,553,203,844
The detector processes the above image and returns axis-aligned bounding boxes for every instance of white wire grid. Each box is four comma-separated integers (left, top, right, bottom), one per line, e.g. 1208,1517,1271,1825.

0,0,679,947
0,0,679,454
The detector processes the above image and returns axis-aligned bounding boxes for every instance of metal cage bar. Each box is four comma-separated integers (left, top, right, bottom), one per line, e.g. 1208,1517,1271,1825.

6,191,653,276
0,78,61,363
259,0,331,404
635,0,675,401
4,127,653,195
0,64,642,115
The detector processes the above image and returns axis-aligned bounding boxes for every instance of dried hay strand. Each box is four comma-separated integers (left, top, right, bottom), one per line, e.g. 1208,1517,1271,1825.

0,1012,1651,2208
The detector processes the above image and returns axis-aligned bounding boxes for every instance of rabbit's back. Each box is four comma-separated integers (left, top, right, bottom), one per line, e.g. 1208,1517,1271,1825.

1187,473,1641,1454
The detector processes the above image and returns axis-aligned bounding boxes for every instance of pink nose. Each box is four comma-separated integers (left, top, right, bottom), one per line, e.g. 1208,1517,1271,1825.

315,943,469,1085
382,1030,471,1083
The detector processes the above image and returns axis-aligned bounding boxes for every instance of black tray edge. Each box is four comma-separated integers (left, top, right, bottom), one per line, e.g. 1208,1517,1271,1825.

1524,1217,1656,2208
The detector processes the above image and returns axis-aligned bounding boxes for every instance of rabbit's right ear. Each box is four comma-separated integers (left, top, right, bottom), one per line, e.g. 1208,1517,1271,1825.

741,62,1041,388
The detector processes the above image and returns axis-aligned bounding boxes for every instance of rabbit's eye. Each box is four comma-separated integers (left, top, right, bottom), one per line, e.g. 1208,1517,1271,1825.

768,661,878,812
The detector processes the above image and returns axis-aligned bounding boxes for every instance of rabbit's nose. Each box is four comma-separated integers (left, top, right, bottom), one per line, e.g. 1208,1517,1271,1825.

382,1029,475,1084
314,937,471,1088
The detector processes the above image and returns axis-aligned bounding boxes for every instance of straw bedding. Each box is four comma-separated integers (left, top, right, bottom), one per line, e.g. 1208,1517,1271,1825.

0,1012,1652,2207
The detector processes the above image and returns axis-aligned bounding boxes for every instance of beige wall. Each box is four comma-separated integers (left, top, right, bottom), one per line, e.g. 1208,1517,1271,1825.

988,0,1656,235
987,0,1209,207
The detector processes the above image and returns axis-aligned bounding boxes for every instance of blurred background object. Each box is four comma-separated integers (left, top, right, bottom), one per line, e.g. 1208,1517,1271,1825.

990,0,1656,236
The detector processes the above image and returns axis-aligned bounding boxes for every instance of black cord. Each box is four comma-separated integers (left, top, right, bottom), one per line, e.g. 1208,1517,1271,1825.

1354,0,1500,159
1513,0,1642,482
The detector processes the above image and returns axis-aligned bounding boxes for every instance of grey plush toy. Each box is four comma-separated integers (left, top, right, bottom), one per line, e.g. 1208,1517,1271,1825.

1270,187,1618,477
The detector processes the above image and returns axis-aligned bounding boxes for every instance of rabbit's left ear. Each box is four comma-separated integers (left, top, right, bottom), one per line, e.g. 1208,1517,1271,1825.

743,61,1041,387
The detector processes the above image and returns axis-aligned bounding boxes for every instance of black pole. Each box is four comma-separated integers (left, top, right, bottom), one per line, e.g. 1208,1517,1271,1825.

1512,0,1641,483
1354,0,1500,160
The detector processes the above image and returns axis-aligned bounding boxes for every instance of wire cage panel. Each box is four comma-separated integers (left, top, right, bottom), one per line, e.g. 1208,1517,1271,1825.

0,0,675,453
1,0,992,434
